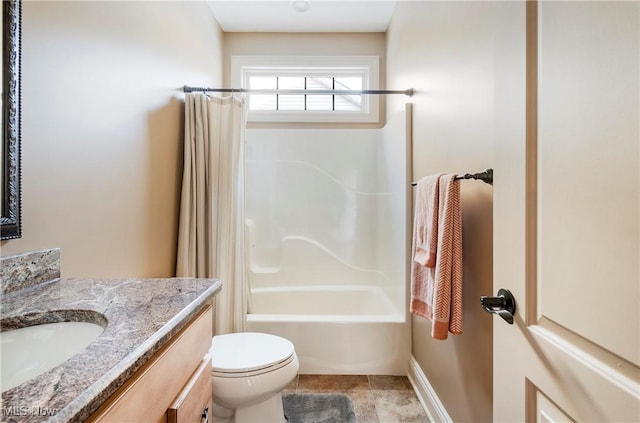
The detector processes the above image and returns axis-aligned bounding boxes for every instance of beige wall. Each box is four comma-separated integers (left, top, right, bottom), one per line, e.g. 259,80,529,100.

1,4,496,415
223,32,386,128
0,1,224,278
386,2,495,422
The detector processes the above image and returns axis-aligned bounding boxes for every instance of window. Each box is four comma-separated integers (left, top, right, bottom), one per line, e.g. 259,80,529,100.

248,76,363,112
231,56,379,123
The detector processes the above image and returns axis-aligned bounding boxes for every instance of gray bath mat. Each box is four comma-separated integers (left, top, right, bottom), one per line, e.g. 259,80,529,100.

283,393,356,423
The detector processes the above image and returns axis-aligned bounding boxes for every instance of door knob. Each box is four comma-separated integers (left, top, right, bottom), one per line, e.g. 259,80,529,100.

480,289,516,324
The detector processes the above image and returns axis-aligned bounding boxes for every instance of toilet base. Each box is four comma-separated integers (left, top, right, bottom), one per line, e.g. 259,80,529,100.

213,393,286,423
235,392,286,423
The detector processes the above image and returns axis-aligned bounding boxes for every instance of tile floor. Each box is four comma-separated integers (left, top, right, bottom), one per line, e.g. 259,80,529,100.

284,375,429,423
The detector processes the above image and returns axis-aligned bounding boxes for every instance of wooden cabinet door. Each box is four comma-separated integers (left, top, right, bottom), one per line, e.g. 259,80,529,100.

168,355,213,423
89,306,212,423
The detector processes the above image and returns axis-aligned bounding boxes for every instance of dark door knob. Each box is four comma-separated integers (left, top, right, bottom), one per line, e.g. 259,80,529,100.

480,289,516,324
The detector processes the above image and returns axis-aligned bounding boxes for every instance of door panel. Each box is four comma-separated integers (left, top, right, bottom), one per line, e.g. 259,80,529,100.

537,1,640,366
494,1,640,421
531,385,574,423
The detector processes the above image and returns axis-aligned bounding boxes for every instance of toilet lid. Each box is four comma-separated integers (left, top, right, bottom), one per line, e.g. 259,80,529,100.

210,332,295,373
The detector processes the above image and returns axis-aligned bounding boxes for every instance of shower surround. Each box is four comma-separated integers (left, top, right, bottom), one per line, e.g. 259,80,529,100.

245,108,411,374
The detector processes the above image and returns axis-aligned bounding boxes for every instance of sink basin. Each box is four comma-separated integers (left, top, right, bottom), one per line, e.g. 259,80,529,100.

1,321,105,392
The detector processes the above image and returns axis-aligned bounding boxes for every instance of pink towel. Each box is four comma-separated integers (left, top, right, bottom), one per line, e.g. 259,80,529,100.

410,174,463,340
413,174,441,268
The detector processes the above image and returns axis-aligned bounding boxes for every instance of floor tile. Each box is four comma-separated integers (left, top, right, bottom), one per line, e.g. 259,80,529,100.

297,374,370,393
369,375,414,391
291,374,429,423
349,390,379,423
283,375,298,395
373,390,429,423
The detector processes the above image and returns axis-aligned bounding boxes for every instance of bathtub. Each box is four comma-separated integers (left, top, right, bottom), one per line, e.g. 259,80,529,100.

247,285,410,375
244,107,411,375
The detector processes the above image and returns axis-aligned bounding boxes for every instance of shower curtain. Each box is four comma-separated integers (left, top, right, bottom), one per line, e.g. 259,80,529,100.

176,93,248,335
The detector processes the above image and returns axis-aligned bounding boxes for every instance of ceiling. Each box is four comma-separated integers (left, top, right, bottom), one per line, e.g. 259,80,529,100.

206,1,397,33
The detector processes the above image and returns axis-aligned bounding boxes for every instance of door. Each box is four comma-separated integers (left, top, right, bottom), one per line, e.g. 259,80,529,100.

493,1,640,421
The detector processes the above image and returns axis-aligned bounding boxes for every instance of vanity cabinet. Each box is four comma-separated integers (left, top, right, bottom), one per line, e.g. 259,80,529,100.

88,305,213,423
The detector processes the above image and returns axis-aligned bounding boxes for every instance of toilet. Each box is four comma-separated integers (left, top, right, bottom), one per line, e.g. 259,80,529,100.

210,332,299,423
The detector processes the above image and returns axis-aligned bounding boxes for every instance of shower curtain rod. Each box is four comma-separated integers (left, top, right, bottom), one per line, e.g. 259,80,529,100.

183,85,414,97
411,169,494,186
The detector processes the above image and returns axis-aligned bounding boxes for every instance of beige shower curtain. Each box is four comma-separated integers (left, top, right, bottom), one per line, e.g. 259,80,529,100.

176,93,247,335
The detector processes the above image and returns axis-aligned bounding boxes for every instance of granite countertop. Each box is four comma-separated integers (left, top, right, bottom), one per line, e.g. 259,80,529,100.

0,277,222,423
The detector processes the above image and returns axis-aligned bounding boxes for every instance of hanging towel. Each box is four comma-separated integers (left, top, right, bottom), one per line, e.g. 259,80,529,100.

413,175,441,268
410,174,441,320
410,174,463,340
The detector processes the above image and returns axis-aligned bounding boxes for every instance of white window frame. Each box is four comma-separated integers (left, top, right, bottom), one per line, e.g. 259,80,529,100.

231,55,379,123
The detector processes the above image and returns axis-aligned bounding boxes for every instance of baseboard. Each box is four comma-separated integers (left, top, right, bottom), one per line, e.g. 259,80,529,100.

407,355,453,423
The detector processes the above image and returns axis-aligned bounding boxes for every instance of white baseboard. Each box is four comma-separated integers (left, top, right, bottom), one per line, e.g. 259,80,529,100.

407,355,453,423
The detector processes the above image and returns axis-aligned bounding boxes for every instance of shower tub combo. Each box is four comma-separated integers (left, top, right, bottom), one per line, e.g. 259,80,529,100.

246,235,408,375
245,108,411,375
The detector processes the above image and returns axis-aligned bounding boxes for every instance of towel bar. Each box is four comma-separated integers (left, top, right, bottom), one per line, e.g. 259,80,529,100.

411,169,493,186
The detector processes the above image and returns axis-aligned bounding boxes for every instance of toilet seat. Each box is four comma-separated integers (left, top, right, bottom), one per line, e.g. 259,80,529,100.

211,332,295,378
212,354,295,378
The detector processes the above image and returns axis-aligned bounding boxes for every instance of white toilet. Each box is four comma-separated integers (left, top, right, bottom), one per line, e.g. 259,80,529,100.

210,332,299,423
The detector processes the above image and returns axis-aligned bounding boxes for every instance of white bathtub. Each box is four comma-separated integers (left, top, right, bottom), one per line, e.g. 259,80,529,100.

247,285,410,375
244,109,411,375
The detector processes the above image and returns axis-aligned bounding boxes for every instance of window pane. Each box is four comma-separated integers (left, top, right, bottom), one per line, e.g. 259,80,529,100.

306,77,333,90
249,76,277,110
250,95,277,110
278,95,305,110
307,95,333,111
278,77,305,109
335,95,362,111
278,77,305,90
306,77,333,110
249,76,277,89
334,77,363,111
335,77,363,91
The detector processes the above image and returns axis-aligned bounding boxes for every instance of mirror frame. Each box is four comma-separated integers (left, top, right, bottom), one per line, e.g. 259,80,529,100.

1,0,21,240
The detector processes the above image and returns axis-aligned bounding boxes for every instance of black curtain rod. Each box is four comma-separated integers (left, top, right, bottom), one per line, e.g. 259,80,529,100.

183,85,414,97
411,169,494,186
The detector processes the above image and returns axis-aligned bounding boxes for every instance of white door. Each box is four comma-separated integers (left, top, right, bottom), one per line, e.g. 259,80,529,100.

493,1,640,421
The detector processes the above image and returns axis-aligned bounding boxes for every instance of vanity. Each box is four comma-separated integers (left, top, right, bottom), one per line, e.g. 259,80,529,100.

0,249,221,423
